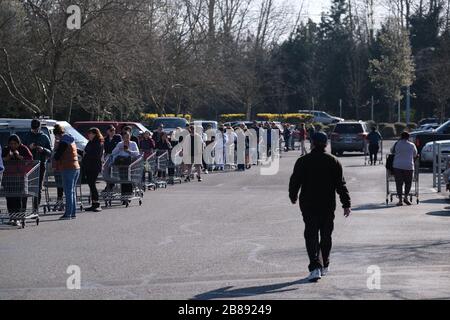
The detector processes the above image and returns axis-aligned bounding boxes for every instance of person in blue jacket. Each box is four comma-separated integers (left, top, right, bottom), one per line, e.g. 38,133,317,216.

366,127,383,165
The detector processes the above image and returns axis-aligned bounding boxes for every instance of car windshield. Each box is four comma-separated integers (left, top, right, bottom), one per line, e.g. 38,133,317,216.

135,123,150,133
60,124,88,144
153,118,187,130
435,120,450,133
334,124,364,134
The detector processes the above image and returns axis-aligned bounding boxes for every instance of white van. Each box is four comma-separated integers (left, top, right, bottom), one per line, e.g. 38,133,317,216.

0,118,88,151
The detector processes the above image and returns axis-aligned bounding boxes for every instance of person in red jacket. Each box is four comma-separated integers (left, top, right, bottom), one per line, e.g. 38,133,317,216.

2,134,33,225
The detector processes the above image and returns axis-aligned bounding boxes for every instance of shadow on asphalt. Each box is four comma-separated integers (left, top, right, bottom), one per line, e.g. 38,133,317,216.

335,153,366,158
426,210,450,217
420,198,450,204
352,203,391,211
191,277,312,300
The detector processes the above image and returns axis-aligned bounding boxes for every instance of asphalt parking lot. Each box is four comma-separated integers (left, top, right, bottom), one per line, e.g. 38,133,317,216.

2,141,450,299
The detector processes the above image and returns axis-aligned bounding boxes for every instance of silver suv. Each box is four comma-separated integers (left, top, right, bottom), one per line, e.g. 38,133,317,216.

330,121,368,156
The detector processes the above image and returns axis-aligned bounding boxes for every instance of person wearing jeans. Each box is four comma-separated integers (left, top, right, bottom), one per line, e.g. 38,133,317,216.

53,124,80,219
391,131,418,206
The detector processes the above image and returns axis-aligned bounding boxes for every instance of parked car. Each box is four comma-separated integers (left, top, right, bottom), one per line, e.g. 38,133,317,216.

414,123,440,132
193,120,218,131
73,121,150,138
418,118,440,126
330,121,368,156
410,119,450,154
420,140,450,165
0,118,87,151
151,117,189,135
298,110,344,124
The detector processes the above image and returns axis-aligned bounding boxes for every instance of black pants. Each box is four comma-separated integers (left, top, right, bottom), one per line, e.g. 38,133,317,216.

369,144,379,164
33,164,46,211
302,210,335,272
394,168,413,198
7,197,28,215
85,170,100,202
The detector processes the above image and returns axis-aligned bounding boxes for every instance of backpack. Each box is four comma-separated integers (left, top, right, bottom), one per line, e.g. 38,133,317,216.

386,141,398,171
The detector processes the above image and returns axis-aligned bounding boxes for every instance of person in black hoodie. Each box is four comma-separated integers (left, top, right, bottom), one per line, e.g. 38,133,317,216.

289,132,351,282
22,119,52,211
82,128,104,212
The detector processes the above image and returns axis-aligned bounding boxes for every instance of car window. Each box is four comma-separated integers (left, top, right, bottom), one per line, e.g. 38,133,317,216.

13,130,30,143
152,119,188,130
61,124,88,145
0,130,11,147
74,124,93,136
334,124,364,134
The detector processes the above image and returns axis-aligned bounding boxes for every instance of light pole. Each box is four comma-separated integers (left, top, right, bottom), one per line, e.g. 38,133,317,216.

371,96,374,121
339,99,342,118
406,85,411,124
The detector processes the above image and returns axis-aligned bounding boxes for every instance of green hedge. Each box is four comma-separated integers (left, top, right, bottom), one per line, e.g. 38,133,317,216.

381,124,396,139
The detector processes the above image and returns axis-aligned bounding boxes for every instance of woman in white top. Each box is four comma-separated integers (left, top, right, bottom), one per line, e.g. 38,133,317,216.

111,131,140,196
390,131,418,206
111,131,140,161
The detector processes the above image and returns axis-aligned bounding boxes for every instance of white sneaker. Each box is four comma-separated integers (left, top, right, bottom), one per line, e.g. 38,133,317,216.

321,267,329,276
308,268,322,282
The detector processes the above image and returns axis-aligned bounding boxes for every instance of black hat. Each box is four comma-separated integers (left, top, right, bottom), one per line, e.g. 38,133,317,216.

312,132,328,145
31,119,41,129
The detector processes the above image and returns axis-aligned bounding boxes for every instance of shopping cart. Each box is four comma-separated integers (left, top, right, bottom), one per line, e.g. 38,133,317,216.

42,162,86,213
167,150,182,185
386,157,420,205
0,160,40,228
143,152,157,191
102,156,144,207
156,151,169,188
364,140,384,165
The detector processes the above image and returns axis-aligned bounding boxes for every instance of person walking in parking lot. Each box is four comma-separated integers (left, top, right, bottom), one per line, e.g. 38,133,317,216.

367,127,382,165
23,119,52,211
53,124,80,220
391,131,418,206
289,132,351,282
82,128,104,212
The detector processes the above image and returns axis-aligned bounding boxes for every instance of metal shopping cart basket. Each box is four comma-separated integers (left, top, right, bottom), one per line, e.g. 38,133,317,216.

102,156,144,207
155,151,169,188
386,157,420,205
42,162,86,213
167,150,182,185
0,160,40,228
143,152,157,191
364,140,384,166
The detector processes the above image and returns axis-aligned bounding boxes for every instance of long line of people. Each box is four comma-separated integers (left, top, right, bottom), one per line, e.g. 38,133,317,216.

0,119,294,225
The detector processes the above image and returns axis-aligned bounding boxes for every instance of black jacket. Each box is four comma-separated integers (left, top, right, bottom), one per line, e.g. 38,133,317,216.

289,149,351,212
104,134,122,155
22,131,52,163
82,139,104,173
